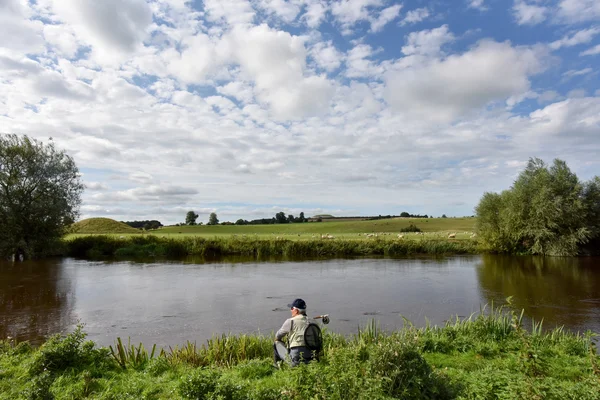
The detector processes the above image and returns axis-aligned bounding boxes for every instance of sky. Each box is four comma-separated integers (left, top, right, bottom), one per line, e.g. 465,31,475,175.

1,0,599,225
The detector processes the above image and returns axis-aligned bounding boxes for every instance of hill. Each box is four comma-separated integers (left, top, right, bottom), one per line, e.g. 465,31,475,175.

70,218,141,234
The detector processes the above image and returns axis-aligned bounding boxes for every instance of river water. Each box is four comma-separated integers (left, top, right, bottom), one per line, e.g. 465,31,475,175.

1,255,599,348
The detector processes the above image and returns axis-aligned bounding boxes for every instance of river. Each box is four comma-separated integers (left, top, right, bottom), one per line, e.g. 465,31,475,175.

1,255,599,348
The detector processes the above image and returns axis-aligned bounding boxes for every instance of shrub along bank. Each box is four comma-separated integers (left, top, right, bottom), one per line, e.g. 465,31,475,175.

64,235,478,259
1,307,599,400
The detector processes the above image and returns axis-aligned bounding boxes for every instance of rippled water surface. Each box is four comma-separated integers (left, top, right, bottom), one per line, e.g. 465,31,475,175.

1,255,599,347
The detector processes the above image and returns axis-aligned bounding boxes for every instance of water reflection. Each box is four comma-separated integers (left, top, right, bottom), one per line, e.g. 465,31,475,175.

0,259,74,343
476,255,600,333
1,255,599,347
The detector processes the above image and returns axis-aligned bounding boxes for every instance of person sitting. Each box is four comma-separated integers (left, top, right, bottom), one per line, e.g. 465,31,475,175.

274,298,313,367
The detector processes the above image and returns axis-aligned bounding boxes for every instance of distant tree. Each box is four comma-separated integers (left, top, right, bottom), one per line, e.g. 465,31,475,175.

299,212,306,222
476,158,600,256
287,214,295,223
123,220,163,230
441,214,447,218
400,212,410,217
185,211,199,225
0,135,84,259
208,212,219,225
275,212,287,224
235,219,248,225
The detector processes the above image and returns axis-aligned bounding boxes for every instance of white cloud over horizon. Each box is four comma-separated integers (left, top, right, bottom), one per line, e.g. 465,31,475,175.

1,0,600,224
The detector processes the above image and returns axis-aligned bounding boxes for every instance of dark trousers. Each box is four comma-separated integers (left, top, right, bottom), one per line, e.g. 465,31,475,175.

273,345,312,367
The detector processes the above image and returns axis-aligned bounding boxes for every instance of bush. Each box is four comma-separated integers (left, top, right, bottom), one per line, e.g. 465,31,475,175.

368,339,453,399
399,223,422,233
178,368,220,399
29,325,102,375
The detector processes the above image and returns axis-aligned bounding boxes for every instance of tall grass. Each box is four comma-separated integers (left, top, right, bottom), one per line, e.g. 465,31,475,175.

65,235,478,259
2,309,599,400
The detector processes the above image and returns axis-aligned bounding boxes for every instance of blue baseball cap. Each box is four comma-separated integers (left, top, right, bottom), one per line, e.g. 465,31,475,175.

287,298,306,310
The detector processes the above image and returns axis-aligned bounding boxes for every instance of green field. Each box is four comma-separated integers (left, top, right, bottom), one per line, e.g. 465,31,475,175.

158,217,476,237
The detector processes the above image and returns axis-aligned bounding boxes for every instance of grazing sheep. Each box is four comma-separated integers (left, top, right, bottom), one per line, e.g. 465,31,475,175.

119,236,125,239
397,234,404,239
448,233,456,239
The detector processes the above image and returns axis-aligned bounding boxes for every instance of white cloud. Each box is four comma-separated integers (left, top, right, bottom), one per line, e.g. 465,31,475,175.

555,0,600,24
257,0,303,23
581,44,600,56
567,88,587,98
562,67,593,77
43,24,81,58
400,8,430,25
468,0,486,11
345,44,384,78
86,182,109,191
550,27,600,50
331,0,385,34
386,40,546,122
203,0,256,26
217,81,255,104
401,25,455,56
302,0,327,28
527,97,600,139
224,24,334,119
48,0,152,64
513,1,548,25
310,41,344,72
370,4,402,33
537,90,560,103
0,0,45,53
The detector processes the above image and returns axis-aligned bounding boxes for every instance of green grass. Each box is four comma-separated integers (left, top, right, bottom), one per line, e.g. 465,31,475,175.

2,307,599,400
64,235,479,259
70,218,141,235
155,217,476,238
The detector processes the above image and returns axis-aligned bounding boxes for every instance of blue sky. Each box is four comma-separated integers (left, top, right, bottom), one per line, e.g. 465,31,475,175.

1,0,599,224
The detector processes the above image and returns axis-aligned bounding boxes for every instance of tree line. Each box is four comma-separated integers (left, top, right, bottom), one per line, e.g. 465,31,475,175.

122,220,163,230
182,211,309,226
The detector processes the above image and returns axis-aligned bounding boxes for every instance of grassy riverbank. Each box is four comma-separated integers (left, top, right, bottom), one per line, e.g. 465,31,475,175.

1,307,599,399
64,235,479,259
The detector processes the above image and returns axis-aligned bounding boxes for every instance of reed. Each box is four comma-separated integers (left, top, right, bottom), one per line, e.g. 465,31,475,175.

65,235,478,259
109,337,156,369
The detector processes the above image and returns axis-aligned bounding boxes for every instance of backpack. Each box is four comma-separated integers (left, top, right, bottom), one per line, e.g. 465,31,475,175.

302,322,323,353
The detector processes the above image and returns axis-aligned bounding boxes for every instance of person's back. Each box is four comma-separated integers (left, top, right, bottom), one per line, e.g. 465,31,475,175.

274,298,313,367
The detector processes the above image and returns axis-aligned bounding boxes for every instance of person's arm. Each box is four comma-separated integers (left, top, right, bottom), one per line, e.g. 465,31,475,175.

275,318,292,341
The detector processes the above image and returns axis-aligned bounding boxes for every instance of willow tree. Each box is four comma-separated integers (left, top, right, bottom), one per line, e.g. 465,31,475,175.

475,158,599,256
0,135,84,259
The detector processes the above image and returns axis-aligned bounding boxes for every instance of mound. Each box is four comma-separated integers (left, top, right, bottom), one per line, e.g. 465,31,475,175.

71,218,140,234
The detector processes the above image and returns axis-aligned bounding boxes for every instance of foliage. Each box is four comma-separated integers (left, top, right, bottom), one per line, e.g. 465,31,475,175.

121,220,163,230
399,223,422,233
109,337,157,369
2,310,600,400
0,134,84,259
65,235,478,259
186,211,199,226
475,158,599,256
208,212,219,226
400,212,429,218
